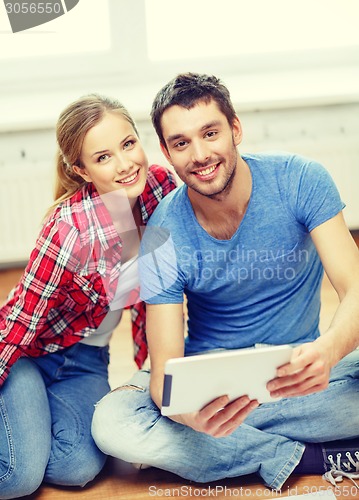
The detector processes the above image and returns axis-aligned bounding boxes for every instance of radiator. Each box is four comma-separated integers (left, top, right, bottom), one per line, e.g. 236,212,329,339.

0,162,54,266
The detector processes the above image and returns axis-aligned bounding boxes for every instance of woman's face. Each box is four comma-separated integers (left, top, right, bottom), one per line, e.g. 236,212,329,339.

74,111,148,200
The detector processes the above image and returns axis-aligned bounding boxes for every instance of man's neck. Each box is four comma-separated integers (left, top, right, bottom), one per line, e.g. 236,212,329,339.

188,156,252,240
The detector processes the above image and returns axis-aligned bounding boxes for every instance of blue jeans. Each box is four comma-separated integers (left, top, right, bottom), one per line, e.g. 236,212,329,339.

0,343,110,499
92,349,359,491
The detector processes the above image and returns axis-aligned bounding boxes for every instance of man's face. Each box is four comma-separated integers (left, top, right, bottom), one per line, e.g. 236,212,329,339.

160,99,242,199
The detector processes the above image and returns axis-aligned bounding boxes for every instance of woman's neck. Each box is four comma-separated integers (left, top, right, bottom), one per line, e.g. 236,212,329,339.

101,193,142,263
100,190,139,234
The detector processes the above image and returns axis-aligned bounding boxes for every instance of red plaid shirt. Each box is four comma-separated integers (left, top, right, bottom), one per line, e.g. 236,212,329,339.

0,165,176,386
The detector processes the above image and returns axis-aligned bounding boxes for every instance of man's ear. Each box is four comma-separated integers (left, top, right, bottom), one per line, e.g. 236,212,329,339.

232,116,243,146
160,142,173,166
72,165,91,182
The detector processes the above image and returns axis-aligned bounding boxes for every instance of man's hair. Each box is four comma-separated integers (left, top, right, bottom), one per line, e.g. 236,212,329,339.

151,73,237,149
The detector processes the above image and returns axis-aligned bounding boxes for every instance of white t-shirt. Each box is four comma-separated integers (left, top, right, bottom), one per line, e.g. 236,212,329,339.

81,255,139,347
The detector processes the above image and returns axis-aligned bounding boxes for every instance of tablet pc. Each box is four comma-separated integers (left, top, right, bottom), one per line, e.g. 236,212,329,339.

161,344,293,416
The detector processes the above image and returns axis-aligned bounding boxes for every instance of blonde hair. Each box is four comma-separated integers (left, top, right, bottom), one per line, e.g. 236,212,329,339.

48,94,138,215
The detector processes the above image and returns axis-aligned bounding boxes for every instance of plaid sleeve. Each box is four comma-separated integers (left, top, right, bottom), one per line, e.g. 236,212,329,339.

0,217,79,385
140,165,177,223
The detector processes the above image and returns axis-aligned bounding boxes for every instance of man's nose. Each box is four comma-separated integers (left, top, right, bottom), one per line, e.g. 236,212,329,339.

191,140,210,165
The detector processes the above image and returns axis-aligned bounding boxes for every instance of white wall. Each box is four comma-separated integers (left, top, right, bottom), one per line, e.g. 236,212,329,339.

137,101,359,231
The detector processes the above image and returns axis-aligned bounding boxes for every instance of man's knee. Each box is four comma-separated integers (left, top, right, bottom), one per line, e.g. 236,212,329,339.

91,388,133,452
91,385,149,460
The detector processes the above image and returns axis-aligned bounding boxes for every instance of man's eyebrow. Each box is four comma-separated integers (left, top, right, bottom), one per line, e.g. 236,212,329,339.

166,121,222,143
166,133,184,144
201,120,221,131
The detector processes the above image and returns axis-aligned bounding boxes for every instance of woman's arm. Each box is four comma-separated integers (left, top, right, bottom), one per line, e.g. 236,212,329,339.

0,218,78,385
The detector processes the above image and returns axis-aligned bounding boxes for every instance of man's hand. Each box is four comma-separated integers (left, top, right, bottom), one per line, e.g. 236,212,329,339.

266,340,334,398
174,395,259,438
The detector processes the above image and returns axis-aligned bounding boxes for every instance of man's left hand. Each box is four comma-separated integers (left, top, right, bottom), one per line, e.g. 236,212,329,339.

266,341,333,398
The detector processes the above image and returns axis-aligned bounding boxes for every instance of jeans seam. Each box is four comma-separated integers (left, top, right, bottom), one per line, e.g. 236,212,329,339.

0,394,15,483
268,441,305,490
46,389,84,467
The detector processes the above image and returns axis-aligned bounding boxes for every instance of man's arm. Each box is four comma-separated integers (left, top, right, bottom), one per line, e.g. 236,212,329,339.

267,212,359,398
147,302,259,437
146,302,185,409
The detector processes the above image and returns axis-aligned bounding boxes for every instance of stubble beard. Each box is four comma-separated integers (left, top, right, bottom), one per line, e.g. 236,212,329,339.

187,145,238,201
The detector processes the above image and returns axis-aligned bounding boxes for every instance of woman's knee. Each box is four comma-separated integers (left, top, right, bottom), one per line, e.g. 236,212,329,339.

44,428,107,486
0,464,44,499
45,438,107,487
0,359,50,498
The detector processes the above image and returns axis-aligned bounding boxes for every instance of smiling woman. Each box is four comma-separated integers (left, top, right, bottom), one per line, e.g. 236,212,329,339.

73,112,148,199
0,92,177,499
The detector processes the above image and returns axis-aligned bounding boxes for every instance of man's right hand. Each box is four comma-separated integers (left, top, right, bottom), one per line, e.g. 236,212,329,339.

146,304,259,438
172,395,259,438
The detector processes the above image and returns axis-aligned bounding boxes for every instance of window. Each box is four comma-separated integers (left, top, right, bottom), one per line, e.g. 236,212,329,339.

146,0,359,72
0,0,119,90
146,0,359,62
0,0,358,120
0,0,110,59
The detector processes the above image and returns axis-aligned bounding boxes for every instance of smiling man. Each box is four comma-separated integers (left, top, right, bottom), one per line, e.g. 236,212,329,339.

92,73,359,490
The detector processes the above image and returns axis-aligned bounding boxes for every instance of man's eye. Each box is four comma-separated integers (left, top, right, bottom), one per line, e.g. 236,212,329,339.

206,131,217,138
175,141,187,148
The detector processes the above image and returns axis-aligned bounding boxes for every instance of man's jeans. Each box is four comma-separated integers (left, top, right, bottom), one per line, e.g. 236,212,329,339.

0,343,110,499
92,349,359,491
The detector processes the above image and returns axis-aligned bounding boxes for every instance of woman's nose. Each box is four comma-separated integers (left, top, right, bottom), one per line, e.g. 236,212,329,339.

115,154,133,174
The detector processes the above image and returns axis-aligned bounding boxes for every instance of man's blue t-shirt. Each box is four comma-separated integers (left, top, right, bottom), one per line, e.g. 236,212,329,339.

140,153,344,355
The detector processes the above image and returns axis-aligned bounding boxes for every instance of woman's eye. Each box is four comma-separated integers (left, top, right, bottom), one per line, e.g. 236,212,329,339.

124,140,135,149
98,154,110,162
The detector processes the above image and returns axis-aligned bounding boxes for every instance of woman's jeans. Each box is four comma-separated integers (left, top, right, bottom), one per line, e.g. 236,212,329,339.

92,349,359,491
0,343,110,499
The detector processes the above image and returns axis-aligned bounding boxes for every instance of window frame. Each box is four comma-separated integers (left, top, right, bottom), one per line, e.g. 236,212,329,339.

1,0,358,112
0,0,148,92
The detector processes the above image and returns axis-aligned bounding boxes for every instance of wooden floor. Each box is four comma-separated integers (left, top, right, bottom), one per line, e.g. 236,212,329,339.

0,256,358,498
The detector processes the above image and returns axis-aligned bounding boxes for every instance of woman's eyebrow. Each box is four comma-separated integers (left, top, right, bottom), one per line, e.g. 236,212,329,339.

90,135,134,157
91,149,109,157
